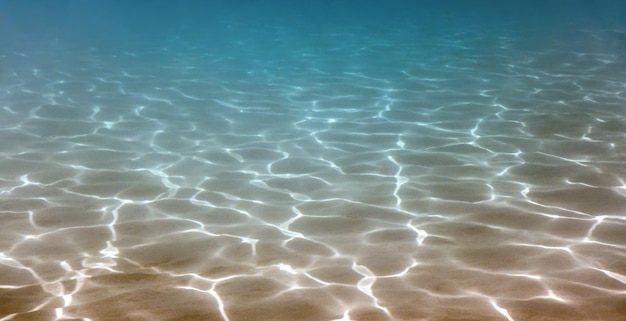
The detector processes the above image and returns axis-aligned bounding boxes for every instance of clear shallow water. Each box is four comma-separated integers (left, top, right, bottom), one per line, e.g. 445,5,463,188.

1,1,626,320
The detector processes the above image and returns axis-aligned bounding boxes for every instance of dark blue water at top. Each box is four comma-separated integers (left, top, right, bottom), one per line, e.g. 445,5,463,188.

3,0,626,86
3,0,626,49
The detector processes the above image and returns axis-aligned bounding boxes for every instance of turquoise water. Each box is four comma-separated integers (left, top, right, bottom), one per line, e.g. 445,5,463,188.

1,1,626,320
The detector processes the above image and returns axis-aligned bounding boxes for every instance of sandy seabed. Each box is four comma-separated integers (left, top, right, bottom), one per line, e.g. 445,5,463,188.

1,24,626,321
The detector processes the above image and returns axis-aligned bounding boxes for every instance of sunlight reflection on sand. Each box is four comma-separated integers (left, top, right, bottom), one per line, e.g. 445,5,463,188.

1,24,626,321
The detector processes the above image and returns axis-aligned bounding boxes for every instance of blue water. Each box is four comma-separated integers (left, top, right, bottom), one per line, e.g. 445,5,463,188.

1,1,626,321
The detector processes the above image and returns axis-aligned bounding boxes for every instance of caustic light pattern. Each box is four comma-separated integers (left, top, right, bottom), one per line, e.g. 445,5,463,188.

1,26,626,321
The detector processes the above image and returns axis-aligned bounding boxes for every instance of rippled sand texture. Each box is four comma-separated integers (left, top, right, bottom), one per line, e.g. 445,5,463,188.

2,24,626,321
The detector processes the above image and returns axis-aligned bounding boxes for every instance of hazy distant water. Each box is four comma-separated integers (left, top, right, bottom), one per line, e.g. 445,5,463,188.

1,1,626,320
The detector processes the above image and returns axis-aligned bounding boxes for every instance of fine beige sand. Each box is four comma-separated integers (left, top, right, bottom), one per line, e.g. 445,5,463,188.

1,19,626,321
